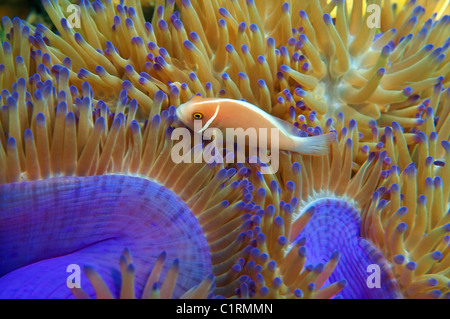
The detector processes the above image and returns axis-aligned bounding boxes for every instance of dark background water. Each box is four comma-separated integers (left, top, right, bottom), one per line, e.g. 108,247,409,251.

0,0,45,19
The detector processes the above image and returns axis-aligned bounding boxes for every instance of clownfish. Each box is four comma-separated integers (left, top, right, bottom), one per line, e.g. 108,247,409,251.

175,97,335,156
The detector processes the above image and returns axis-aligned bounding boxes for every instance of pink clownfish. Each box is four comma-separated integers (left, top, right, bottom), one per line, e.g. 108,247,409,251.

175,97,335,156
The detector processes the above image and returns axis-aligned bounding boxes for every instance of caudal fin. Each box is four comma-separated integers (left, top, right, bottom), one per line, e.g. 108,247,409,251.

292,132,336,156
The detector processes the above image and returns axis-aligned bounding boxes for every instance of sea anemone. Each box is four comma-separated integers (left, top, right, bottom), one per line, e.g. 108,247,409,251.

22,0,448,133
226,120,401,298
0,75,261,298
0,175,213,298
70,249,216,299
360,86,450,298
0,0,449,299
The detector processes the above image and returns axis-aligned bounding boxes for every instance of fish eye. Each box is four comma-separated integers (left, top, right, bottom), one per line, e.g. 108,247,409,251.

193,112,203,119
